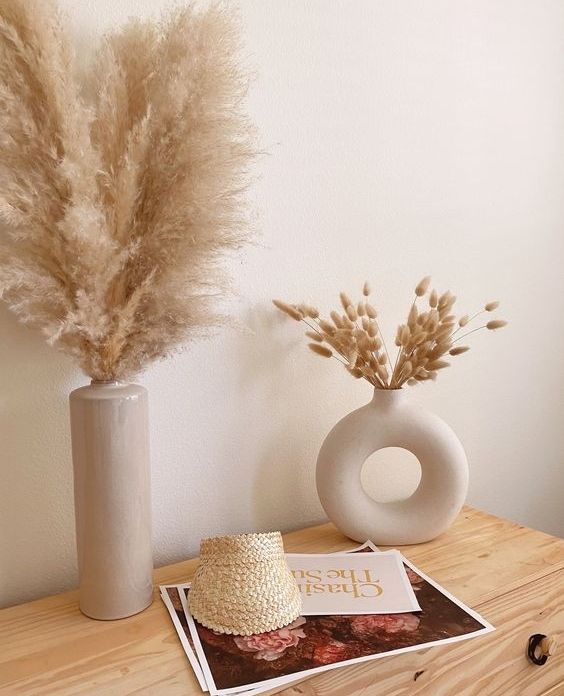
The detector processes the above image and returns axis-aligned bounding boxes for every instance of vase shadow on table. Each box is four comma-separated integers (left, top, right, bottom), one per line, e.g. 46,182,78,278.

0,306,81,608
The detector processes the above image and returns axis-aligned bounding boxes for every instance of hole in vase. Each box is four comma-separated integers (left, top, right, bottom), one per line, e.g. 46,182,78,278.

360,447,422,503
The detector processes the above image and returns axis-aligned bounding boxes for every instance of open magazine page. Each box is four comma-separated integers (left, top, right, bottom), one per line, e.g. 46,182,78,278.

285,550,421,614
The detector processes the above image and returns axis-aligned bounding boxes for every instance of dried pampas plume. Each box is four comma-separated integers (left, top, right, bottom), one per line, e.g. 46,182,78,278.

0,0,255,380
274,278,507,389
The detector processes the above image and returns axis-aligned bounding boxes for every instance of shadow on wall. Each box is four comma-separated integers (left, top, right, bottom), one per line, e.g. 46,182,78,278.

0,306,81,607
236,303,326,532
145,301,327,571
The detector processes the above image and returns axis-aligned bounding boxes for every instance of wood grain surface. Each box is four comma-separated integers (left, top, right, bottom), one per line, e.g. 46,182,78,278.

1,507,563,695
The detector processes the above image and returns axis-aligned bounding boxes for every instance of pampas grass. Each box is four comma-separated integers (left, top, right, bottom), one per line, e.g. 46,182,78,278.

274,278,507,389
0,0,255,381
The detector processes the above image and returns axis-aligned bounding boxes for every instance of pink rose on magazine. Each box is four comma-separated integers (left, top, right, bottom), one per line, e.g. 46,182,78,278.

406,568,424,588
312,638,348,665
351,613,420,638
234,617,307,661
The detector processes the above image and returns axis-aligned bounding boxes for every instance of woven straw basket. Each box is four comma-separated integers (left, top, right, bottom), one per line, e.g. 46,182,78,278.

188,531,302,636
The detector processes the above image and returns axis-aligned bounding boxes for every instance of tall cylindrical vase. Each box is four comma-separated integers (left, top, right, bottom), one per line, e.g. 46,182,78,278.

69,381,153,620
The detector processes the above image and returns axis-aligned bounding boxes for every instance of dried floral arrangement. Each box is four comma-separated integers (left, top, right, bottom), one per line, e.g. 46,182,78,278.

274,278,507,389
0,0,254,381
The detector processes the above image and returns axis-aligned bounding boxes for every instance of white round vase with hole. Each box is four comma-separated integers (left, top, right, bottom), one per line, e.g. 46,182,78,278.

316,388,468,545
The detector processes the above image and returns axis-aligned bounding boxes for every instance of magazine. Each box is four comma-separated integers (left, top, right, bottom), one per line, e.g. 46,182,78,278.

161,543,494,695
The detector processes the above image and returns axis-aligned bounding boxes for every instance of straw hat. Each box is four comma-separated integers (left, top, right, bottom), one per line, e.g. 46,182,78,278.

188,531,302,636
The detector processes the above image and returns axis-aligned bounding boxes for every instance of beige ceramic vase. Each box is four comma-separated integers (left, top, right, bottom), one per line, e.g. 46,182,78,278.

316,388,469,545
69,381,153,620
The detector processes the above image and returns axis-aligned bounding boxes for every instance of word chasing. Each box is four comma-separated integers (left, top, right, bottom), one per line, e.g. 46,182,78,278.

292,568,383,598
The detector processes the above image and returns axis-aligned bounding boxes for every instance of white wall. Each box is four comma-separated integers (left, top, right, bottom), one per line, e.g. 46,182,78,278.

2,0,564,608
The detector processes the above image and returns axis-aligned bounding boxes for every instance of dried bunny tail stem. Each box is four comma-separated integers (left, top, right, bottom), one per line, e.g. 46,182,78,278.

395,280,428,384
485,301,500,312
309,341,352,369
376,364,389,385
394,325,402,347
450,305,489,338
453,319,507,342
449,346,470,356
391,320,411,386
486,319,507,330
298,304,319,319
369,368,387,389
330,310,344,328
433,324,455,345
438,291,455,310
427,339,452,359
300,317,327,339
363,300,392,372
452,302,494,336
347,366,363,379
318,319,336,334
308,342,332,358
439,297,457,320
395,359,413,386
400,325,410,344
415,276,431,297
339,292,352,310
407,303,419,329
426,359,450,370
273,300,302,321
347,347,358,366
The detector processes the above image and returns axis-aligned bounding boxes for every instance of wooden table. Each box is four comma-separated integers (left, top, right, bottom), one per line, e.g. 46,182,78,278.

1,506,563,695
